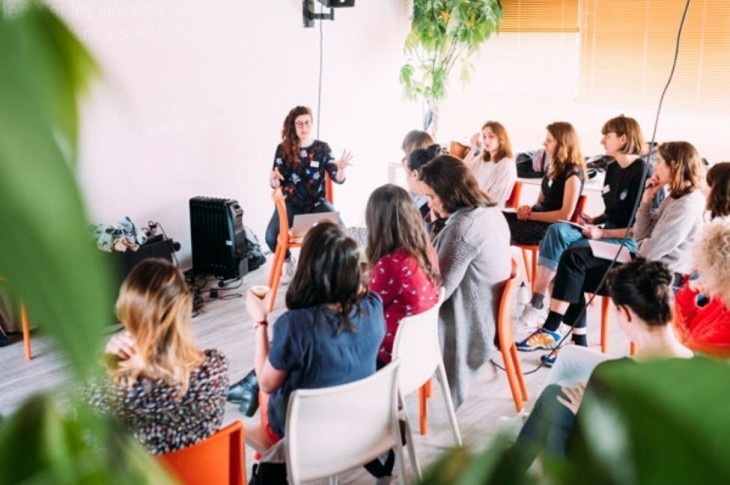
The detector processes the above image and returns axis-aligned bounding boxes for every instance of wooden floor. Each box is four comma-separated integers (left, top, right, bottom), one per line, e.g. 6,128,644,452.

0,250,633,483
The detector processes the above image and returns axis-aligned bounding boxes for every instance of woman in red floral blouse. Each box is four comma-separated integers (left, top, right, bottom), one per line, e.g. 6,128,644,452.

365,184,441,366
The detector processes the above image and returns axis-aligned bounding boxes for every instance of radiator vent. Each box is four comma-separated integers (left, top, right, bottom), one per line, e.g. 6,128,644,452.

189,197,248,280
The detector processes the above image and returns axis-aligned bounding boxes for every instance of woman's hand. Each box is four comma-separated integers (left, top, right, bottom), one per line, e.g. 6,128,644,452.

581,224,604,240
246,289,269,325
469,132,481,150
105,331,136,360
334,149,353,171
270,167,284,188
642,174,661,204
517,205,532,221
557,382,586,415
579,213,595,225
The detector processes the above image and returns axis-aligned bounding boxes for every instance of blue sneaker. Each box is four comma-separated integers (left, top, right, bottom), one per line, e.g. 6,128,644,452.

540,352,558,367
516,328,561,352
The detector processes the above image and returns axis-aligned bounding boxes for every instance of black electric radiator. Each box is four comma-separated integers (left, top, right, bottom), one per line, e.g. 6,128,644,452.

189,197,248,280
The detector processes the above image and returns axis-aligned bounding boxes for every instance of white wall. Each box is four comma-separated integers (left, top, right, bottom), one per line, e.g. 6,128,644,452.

50,1,729,267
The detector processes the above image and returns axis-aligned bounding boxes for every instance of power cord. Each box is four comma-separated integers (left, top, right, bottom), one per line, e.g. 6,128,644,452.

316,1,324,139
495,0,693,376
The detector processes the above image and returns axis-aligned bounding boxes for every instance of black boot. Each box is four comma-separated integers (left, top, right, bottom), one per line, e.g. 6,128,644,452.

227,369,260,417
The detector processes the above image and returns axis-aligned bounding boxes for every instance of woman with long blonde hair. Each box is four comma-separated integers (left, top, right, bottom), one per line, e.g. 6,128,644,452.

504,121,586,245
88,259,228,455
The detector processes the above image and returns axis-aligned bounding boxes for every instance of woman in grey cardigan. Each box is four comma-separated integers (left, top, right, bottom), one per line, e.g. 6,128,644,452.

420,155,512,409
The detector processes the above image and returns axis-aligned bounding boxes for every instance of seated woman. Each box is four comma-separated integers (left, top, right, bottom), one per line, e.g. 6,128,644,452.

462,121,517,207
365,184,441,367
401,129,435,159
504,121,586,246
704,161,730,220
674,218,730,357
419,155,511,408
246,222,385,443
518,141,706,355
265,106,351,280
519,115,647,333
511,258,692,468
403,144,442,219
88,259,228,455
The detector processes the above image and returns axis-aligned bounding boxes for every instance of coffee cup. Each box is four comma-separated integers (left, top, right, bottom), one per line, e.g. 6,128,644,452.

251,285,270,299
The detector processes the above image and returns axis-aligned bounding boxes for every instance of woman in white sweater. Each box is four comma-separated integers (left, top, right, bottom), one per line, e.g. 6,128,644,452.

463,121,517,207
419,155,512,408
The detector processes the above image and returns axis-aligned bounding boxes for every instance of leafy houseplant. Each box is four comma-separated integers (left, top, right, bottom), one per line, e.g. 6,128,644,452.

0,2,172,482
400,0,502,136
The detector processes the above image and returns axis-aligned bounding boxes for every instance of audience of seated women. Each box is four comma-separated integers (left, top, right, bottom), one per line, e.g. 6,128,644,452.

88,259,228,455
519,115,647,334
510,258,692,469
504,121,586,246
674,218,730,357
517,141,706,356
463,121,517,207
418,155,511,408
365,184,441,367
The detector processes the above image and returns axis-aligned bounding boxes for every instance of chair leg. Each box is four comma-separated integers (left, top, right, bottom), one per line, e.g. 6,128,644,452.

600,296,610,354
267,245,286,313
530,249,538,293
510,345,529,403
502,346,524,413
328,476,338,485
400,404,421,479
424,379,432,398
521,248,531,283
21,303,31,361
418,385,428,435
435,364,462,446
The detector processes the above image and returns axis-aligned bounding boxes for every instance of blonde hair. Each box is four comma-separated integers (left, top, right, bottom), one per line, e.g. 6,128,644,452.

481,121,513,163
113,259,204,398
546,122,586,180
601,115,645,156
694,219,730,305
401,130,435,157
657,141,704,198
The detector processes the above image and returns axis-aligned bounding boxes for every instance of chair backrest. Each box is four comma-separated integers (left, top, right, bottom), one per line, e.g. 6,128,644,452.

391,288,446,396
272,189,290,243
325,171,334,204
285,361,402,484
497,259,520,348
505,181,523,209
449,141,470,160
570,194,588,223
159,421,246,485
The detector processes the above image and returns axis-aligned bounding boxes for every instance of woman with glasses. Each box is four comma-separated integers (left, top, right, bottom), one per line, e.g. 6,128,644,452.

264,105,351,281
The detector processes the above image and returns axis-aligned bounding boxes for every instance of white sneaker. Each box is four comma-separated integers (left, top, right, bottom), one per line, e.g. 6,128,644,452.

280,257,296,284
518,303,548,330
496,412,529,442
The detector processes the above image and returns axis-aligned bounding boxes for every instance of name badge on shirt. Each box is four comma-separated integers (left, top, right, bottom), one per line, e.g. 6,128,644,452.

310,161,320,169
619,189,629,200
602,184,610,195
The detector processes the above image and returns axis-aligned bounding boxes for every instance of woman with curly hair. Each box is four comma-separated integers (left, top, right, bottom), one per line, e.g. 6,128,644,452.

264,106,351,280
89,259,228,455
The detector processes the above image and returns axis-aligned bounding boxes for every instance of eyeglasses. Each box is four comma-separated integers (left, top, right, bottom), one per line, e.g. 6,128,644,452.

295,120,312,128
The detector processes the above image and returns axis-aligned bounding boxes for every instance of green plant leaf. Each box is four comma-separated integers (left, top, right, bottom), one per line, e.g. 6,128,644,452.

0,2,114,379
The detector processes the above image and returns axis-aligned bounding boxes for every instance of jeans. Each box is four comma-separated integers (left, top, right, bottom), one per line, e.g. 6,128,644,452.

538,222,636,272
264,199,341,259
513,384,576,470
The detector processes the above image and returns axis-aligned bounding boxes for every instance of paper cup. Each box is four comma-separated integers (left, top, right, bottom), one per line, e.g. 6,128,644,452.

251,285,270,299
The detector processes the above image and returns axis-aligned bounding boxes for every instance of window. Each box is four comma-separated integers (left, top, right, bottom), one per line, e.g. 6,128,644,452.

499,0,579,33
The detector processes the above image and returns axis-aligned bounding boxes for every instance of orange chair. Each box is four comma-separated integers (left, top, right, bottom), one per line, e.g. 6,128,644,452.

448,141,470,160
267,189,304,312
504,181,523,210
497,259,529,412
324,171,334,205
592,293,637,355
519,194,587,291
0,277,32,360
159,421,246,485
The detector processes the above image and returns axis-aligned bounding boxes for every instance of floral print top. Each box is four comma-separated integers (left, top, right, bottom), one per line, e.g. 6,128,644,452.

368,248,440,364
272,140,341,210
86,349,229,455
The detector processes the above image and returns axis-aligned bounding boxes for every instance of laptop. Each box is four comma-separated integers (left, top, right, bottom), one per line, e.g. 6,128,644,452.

290,212,340,239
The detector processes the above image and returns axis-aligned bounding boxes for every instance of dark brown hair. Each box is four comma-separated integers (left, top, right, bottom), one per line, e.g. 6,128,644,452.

405,144,441,172
657,141,704,198
419,155,496,214
546,121,586,180
607,258,674,327
706,162,730,220
601,115,645,156
365,185,440,284
481,121,513,163
286,222,366,333
281,106,312,168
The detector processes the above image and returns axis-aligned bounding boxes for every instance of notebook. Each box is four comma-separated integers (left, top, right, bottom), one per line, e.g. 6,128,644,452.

290,212,340,239
588,240,632,263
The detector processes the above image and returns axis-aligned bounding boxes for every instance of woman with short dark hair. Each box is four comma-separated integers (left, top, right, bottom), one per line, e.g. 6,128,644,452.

419,155,511,408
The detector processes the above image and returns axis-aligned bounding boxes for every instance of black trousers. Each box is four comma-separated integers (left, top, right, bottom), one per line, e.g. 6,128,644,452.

545,247,614,332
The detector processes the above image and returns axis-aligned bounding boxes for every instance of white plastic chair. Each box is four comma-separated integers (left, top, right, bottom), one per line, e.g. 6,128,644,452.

285,360,407,485
391,288,462,478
